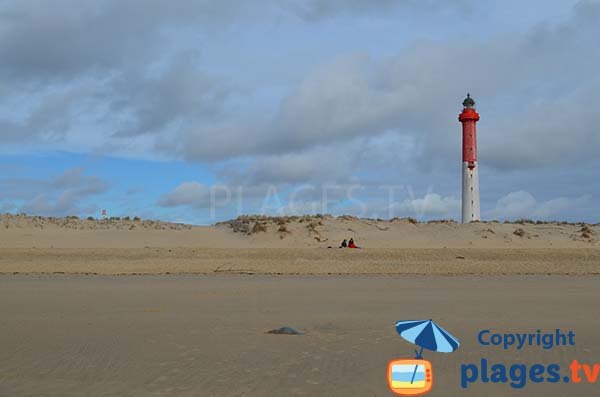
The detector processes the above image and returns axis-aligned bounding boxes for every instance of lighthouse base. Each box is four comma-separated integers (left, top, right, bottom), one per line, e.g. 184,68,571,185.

462,162,481,223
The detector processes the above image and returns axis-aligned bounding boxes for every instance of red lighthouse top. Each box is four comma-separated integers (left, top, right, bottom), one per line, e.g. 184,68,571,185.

458,93,480,123
459,94,479,168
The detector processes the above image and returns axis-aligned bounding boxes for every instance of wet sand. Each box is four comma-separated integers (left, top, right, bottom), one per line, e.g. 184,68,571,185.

1,275,599,396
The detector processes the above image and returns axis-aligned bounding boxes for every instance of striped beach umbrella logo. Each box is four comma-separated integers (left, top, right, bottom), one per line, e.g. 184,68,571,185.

395,319,460,354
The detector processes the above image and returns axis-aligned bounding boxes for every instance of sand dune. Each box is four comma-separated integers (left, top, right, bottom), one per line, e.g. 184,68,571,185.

1,213,598,249
1,214,598,275
216,215,599,249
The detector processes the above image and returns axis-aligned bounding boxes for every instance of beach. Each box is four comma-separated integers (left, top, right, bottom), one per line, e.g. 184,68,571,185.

1,214,599,276
2,247,600,276
1,275,599,396
1,215,599,396
3,1,599,395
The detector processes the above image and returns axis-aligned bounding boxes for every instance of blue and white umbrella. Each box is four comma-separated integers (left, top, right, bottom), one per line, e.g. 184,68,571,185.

395,319,460,356
395,319,460,384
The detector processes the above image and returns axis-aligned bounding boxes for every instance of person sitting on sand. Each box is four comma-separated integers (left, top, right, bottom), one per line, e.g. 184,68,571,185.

340,239,348,248
348,238,358,249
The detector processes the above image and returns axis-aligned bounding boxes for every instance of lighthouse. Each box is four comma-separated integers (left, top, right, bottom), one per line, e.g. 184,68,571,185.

459,94,481,223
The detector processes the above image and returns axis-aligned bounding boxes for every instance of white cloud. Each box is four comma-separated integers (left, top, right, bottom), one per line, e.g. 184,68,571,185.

0,167,108,216
487,191,537,219
392,193,461,219
487,190,591,220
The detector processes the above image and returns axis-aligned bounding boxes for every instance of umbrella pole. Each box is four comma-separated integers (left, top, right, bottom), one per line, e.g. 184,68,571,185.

410,347,424,384
414,346,423,359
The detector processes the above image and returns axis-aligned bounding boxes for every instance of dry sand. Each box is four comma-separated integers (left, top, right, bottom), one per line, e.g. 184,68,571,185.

2,247,600,276
1,275,599,396
1,214,599,275
1,214,599,396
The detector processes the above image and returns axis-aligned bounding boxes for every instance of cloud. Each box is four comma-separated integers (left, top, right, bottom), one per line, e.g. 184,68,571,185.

51,167,107,195
176,53,425,161
109,52,232,138
0,167,108,216
0,0,243,153
3,0,599,172
1,0,599,224
218,141,363,186
158,182,210,208
1,83,96,144
157,178,463,222
0,202,16,213
391,194,461,219
171,1,600,171
0,0,466,84
487,191,592,220
281,0,476,21
158,181,295,216
0,0,250,83
488,191,537,220
20,191,92,216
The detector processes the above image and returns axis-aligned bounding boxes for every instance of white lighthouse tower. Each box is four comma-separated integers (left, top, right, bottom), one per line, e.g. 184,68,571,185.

459,94,481,223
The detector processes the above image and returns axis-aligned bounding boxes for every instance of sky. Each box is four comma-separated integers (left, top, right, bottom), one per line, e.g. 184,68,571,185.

0,0,599,224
